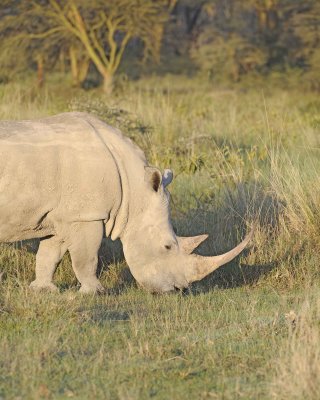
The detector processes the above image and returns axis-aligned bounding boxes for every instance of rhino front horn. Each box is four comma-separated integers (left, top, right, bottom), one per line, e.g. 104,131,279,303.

185,229,254,284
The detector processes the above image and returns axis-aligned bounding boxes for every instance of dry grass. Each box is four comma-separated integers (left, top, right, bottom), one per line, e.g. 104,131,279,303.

271,294,320,400
0,75,320,398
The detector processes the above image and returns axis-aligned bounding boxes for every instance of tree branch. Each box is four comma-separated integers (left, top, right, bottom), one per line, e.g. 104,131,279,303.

112,31,132,73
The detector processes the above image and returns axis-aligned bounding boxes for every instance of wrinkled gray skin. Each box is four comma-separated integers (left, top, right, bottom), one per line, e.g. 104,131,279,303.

0,112,252,293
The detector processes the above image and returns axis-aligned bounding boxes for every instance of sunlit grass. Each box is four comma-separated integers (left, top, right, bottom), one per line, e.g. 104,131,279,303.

0,76,320,399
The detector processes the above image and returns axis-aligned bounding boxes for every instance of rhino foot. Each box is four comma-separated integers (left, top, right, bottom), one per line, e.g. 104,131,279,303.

30,280,59,292
79,281,106,295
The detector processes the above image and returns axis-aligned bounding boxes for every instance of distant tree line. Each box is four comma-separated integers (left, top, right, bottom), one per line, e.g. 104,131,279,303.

170,0,319,88
0,0,319,91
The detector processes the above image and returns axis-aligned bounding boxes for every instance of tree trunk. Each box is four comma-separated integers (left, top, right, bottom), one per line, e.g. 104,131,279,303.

70,46,90,87
78,58,90,84
70,46,79,86
102,72,114,94
36,55,44,88
59,50,66,74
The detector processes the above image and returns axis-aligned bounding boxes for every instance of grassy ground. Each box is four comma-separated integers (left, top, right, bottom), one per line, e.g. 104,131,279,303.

0,75,320,399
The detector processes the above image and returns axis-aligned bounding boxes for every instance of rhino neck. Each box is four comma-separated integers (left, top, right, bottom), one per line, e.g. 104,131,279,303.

115,161,150,241
103,141,131,240
87,114,147,241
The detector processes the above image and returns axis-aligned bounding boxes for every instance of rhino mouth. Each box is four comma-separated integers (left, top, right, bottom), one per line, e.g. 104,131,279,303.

173,285,190,294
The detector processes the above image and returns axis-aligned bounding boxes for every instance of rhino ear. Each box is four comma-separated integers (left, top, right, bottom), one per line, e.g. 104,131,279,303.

163,169,173,188
145,166,162,192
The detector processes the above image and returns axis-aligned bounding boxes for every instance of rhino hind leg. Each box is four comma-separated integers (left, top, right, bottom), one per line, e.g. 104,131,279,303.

67,221,105,294
30,236,67,292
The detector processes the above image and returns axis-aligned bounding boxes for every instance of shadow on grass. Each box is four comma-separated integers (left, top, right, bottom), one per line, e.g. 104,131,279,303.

188,239,306,295
76,306,132,324
3,183,291,295
171,183,283,293
95,182,288,295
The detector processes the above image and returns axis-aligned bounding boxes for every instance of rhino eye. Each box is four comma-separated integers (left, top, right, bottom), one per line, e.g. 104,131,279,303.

165,244,172,250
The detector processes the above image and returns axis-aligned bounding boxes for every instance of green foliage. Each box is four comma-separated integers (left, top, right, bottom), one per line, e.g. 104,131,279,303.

191,32,268,81
69,96,153,143
187,0,320,85
306,49,320,90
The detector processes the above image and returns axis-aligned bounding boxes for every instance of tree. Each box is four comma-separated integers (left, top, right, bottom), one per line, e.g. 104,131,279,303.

186,0,319,85
67,41,90,87
285,0,320,89
38,0,170,92
190,30,267,81
0,0,171,92
0,1,71,87
165,0,216,56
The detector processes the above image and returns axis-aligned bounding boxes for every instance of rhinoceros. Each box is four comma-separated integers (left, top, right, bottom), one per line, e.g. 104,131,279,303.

0,112,252,293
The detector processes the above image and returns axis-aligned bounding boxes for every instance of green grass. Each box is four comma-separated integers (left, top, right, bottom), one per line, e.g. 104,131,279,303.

1,75,320,399
0,283,309,399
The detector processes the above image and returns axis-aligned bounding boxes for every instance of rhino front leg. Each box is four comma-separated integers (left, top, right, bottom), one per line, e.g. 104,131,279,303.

67,221,105,294
30,236,67,292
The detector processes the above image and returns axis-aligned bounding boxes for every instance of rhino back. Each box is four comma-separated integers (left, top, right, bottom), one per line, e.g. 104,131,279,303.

0,113,122,242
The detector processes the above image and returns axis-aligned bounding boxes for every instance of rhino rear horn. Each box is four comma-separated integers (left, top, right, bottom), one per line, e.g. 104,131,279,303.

163,169,173,188
177,234,208,254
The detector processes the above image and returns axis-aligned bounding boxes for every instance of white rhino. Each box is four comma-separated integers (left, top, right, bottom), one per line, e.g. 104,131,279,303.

0,112,252,293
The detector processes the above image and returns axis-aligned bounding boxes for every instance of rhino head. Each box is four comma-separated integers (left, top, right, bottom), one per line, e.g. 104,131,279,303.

121,167,253,293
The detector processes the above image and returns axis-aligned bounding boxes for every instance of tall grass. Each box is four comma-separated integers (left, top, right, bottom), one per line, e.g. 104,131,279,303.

1,77,320,286
0,76,320,398
271,293,320,400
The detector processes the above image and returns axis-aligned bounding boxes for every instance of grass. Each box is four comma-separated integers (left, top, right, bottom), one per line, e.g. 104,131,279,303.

0,74,320,399
271,294,320,400
0,283,309,400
